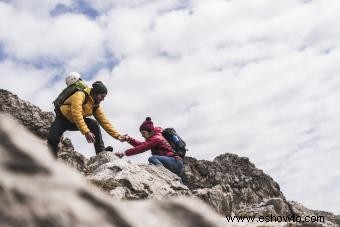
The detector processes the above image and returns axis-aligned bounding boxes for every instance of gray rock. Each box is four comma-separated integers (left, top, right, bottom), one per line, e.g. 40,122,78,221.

57,137,89,173
0,89,54,139
193,184,233,216
237,198,291,217
183,155,286,215
87,153,190,200
288,201,340,227
86,150,121,174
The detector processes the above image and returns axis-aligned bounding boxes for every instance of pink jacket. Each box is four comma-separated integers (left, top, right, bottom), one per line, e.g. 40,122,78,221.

124,127,181,159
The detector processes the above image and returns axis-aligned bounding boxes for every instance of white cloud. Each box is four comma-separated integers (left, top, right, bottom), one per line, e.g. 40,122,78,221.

0,2,105,71
0,0,340,214
0,60,58,107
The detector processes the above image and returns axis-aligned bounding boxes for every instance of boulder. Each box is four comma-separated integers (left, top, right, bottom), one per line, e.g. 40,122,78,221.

86,152,190,200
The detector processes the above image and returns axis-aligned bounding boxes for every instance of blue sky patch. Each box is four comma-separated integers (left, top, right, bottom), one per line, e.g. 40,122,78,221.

158,0,192,15
31,57,64,70
76,0,98,18
47,74,63,87
50,3,72,17
0,43,8,62
81,53,120,80
50,0,98,19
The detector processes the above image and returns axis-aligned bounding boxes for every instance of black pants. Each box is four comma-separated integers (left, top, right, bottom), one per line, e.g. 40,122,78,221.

47,116,105,157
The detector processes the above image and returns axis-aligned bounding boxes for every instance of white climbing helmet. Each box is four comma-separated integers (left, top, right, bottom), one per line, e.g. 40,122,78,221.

65,72,81,86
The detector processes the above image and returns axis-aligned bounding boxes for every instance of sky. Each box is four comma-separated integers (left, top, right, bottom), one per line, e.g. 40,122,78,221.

0,0,339,214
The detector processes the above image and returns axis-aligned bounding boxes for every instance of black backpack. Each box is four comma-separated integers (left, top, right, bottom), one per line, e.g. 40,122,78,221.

52,80,90,117
162,128,187,158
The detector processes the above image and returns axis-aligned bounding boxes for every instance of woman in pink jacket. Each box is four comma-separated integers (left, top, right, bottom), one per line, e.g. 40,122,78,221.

115,117,183,177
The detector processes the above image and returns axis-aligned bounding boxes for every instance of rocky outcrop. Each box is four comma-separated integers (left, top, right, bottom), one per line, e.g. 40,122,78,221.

183,155,286,215
57,137,89,173
182,150,340,226
0,89,54,139
1,88,339,226
288,201,340,227
86,152,190,200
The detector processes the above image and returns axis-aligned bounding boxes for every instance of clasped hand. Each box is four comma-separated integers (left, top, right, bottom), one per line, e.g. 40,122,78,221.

118,134,130,142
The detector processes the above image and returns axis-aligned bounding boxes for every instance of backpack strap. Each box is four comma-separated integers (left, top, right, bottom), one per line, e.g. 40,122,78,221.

83,90,100,114
82,90,90,105
60,89,89,106
59,89,100,115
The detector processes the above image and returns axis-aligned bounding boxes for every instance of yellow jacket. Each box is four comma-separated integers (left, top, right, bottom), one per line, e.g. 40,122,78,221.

60,87,121,139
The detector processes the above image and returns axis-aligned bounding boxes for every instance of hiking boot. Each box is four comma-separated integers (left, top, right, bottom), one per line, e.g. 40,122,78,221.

104,146,113,152
96,146,113,155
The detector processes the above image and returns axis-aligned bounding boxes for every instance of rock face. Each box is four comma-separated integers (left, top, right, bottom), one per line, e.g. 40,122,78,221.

183,155,286,215
86,152,190,200
0,89,54,139
1,88,340,226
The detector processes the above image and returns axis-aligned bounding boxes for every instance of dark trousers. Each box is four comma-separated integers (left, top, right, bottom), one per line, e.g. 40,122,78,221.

47,116,105,157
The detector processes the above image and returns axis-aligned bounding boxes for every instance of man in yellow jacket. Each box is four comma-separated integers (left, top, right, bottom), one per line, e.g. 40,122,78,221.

47,80,124,157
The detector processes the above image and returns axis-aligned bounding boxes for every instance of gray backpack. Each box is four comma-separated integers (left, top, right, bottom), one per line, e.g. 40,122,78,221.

52,80,89,116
